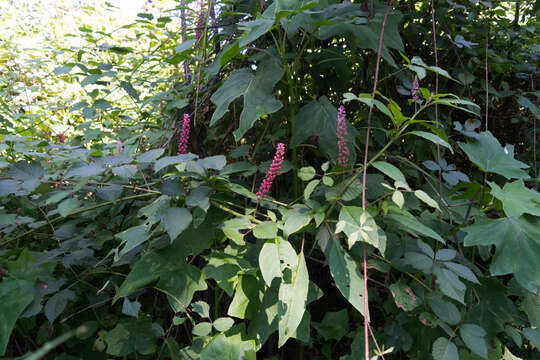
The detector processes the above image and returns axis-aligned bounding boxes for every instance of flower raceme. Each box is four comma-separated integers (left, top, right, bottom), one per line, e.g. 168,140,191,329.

177,114,191,155
337,105,350,167
256,143,285,201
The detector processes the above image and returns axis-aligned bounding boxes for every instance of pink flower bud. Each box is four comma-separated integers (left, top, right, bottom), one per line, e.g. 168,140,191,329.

337,106,350,167
256,143,285,200
177,114,191,155
58,133,66,143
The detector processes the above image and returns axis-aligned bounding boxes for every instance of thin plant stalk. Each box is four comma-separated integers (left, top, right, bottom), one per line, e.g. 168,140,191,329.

361,1,394,359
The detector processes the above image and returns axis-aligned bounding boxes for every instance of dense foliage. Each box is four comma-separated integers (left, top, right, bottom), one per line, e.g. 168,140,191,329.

1,0,539,359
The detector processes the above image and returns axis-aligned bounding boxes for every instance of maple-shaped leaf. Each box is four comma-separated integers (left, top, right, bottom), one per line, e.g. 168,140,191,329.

463,216,540,293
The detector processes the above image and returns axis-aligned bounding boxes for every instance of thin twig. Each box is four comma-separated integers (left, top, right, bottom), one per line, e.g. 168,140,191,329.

431,0,443,213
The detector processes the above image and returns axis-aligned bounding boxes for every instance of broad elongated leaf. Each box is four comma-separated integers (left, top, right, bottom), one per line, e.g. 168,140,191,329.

460,324,488,359
278,252,309,347
0,280,34,355
115,241,206,312
432,337,458,360
328,240,365,316
259,239,282,286
387,213,445,243
410,131,454,154
459,131,529,179
210,58,284,140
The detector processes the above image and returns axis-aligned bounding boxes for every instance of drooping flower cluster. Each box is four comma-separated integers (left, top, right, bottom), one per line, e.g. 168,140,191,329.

177,113,191,155
116,139,123,154
411,76,419,102
256,143,285,201
337,105,350,167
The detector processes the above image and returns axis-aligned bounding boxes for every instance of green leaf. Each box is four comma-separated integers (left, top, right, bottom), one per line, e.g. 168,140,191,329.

433,266,466,304
193,322,212,336
298,166,316,181
283,208,312,237
222,216,252,245
213,317,234,332
304,179,320,200
372,161,408,186
459,131,529,179
116,241,206,313
199,334,255,360
387,213,445,243
278,252,309,347
328,240,365,316
57,198,80,217
210,58,284,140
337,206,386,254
238,18,274,47
0,280,34,355
186,186,211,211
523,327,540,348
517,95,540,119
162,207,192,241
389,282,420,311
44,289,76,323
432,337,458,360
392,190,404,208
65,163,106,178
428,296,461,325
460,324,488,359
198,155,227,171
489,180,540,217
227,275,260,319
463,216,540,293
192,301,210,318
522,293,540,327
253,221,278,239
259,240,281,286
174,39,196,54
112,164,137,179
312,309,349,341
122,298,141,318
410,131,454,154
103,318,157,356
137,148,164,163
80,73,101,86
414,190,441,211
120,81,139,100
115,225,151,259
54,65,73,75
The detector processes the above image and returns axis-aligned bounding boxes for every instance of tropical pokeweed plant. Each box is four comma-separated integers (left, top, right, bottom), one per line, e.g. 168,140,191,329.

0,0,539,359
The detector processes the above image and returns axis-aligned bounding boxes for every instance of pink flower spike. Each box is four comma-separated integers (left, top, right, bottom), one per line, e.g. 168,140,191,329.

177,114,191,155
58,133,66,143
337,105,350,167
116,139,123,154
256,143,285,201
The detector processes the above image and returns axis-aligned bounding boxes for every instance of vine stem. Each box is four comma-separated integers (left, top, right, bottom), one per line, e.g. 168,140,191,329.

481,32,489,205
431,0,443,211
361,2,393,359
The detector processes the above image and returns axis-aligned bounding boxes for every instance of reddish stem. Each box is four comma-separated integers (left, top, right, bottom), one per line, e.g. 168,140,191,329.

361,2,394,359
